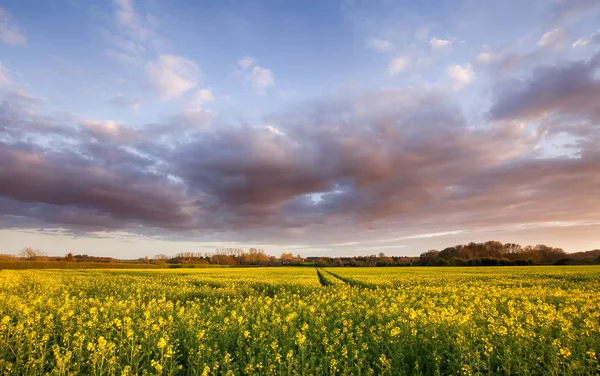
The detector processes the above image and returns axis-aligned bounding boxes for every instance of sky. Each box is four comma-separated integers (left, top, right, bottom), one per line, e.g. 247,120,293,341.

1,0,599,258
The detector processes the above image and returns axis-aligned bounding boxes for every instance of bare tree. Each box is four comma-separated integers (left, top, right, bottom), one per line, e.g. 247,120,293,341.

154,254,169,264
19,247,46,261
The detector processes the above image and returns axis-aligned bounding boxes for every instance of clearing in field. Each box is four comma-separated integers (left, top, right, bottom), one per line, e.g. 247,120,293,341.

1,266,599,375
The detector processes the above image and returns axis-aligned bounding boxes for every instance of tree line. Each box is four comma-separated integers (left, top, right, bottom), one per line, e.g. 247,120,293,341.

2,241,599,269
417,241,600,266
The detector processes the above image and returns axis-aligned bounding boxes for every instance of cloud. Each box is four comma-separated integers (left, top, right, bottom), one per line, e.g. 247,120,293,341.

551,0,600,25
0,145,192,230
171,107,216,130
537,29,564,49
0,62,10,87
386,56,411,75
190,88,214,106
146,54,200,99
1,89,46,117
572,39,588,48
109,95,143,114
113,0,155,43
488,31,571,76
106,49,137,63
238,56,255,71
365,38,394,53
235,56,276,92
572,30,600,47
104,32,147,63
475,52,494,65
430,37,451,51
170,87,538,233
103,0,158,64
447,63,474,89
488,53,600,122
264,125,284,136
1,54,600,244
79,119,139,141
251,66,275,92
377,230,464,243
0,8,26,45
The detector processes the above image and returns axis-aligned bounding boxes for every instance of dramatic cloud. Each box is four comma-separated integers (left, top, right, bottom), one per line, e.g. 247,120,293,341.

365,38,394,53
146,54,200,99
488,28,575,76
0,145,193,230
447,63,474,89
489,53,600,122
1,37,599,248
0,8,26,45
386,56,411,75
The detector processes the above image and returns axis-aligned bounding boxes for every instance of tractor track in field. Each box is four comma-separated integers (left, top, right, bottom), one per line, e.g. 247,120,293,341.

319,268,378,289
315,268,328,286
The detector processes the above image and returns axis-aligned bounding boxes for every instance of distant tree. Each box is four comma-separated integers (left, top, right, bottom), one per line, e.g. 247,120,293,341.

419,250,440,266
376,252,392,266
316,258,330,267
19,247,46,261
211,254,238,265
64,253,75,262
503,243,523,254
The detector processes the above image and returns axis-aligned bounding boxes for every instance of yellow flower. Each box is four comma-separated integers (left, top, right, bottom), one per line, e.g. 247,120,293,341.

97,336,107,350
295,331,306,346
559,348,571,358
151,359,163,372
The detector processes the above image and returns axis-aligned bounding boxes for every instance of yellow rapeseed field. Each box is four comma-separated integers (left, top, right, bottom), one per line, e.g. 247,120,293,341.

0,266,599,375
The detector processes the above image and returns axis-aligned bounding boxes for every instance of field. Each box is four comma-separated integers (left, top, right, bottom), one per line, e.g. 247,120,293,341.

1,267,599,375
